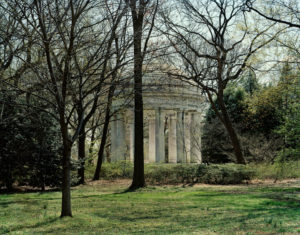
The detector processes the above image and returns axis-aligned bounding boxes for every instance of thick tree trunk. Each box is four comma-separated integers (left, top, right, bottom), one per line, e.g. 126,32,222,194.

77,126,86,184
217,95,246,164
60,129,72,217
130,81,145,189
130,21,145,190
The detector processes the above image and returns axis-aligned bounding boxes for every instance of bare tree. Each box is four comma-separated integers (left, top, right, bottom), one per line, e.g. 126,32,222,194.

93,20,133,180
0,7,17,75
0,2,35,84
71,1,129,184
126,0,158,189
5,0,130,217
160,0,283,164
246,0,300,28
246,0,300,68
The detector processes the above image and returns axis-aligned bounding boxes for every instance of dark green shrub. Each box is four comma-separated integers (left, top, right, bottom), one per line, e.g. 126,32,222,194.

0,90,62,190
144,164,198,184
100,161,133,179
144,163,253,185
89,162,254,185
196,164,254,184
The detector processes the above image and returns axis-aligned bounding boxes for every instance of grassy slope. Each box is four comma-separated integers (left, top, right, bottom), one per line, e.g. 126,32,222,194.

1,180,299,235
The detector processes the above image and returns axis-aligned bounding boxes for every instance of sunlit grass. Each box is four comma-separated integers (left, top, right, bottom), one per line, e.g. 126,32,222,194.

1,181,299,234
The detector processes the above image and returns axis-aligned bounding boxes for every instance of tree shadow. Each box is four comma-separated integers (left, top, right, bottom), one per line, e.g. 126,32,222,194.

0,187,60,195
4,217,59,233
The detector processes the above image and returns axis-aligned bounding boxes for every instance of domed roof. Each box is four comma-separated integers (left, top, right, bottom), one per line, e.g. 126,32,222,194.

113,63,206,112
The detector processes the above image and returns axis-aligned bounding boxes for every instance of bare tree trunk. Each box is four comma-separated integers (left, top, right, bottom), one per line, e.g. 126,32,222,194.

93,113,109,181
131,59,145,189
129,2,145,189
93,85,115,181
77,126,86,184
61,131,72,217
217,95,246,164
93,125,108,180
88,126,96,164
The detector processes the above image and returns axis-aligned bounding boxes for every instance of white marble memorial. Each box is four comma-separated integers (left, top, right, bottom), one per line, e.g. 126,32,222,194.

110,68,205,163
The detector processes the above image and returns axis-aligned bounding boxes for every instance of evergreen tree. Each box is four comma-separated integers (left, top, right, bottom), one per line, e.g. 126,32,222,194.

0,90,62,191
275,63,300,161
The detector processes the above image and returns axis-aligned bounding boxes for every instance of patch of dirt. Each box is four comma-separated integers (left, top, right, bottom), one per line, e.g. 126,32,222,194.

85,178,300,188
2,178,299,193
0,185,60,194
248,178,300,187
186,178,300,188
84,179,132,187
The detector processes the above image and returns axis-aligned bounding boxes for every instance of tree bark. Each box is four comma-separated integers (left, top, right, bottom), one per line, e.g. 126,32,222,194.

93,112,110,181
93,85,115,181
77,126,86,184
60,127,72,217
88,126,96,164
130,68,145,189
130,7,145,189
217,95,246,164
93,131,107,180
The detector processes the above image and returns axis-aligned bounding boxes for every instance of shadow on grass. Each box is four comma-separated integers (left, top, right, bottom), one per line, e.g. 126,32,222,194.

1,217,59,234
2,185,299,234
0,194,61,207
89,187,300,234
0,187,60,195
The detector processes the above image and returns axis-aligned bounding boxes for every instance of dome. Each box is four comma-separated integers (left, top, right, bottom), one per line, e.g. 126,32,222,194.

110,64,205,164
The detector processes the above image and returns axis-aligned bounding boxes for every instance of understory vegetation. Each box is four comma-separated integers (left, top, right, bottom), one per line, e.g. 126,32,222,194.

0,91,62,191
2,160,299,191
202,64,300,165
1,181,299,234
84,161,300,185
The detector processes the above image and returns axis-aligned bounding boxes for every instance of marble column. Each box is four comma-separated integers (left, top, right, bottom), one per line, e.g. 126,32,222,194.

148,110,156,163
111,112,118,162
190,112,202,163
184,112,191,163
111,112,126,162
176,111,185,163
168,112,177,163
125,109,134,162
155,108,165,162
144,119,149,163
129,121,134,162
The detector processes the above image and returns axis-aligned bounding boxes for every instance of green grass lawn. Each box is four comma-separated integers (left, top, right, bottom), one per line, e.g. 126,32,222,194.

0,180,299,235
